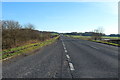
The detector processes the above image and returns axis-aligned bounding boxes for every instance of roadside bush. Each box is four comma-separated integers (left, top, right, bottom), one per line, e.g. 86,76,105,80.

2,20,53,49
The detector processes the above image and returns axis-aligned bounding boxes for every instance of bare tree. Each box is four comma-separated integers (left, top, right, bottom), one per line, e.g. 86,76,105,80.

2,20,21,48
92,27,104,40
24,23,35,30
2,20,53,49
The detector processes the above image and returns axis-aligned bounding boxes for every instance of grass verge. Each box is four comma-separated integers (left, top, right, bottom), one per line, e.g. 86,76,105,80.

65,35,120,47
1,36,59,60
91,40,120,47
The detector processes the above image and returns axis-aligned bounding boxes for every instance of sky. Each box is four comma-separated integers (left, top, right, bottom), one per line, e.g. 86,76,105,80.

2,2,118,35
2,0,119,2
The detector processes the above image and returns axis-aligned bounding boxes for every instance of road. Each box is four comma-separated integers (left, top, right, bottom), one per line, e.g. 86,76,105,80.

2,35,119,79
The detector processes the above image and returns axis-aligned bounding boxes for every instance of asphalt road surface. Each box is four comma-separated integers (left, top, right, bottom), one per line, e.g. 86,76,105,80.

2,35,119,79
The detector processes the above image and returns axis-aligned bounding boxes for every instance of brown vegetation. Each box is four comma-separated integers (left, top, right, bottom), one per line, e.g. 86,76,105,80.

2,20,55,49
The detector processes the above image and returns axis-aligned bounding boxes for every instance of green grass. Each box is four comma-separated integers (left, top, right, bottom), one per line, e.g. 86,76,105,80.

66,35,120,47
102,36,120,39
1,36,59,59
66,35,120,40
51,33,59,36
65,35,91,40
91,40,120,46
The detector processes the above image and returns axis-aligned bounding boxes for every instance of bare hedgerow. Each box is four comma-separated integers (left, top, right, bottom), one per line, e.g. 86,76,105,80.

2,20,52,49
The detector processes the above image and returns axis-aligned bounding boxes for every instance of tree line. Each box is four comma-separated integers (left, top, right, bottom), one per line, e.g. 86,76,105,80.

2,20,54,49
64,27,105,40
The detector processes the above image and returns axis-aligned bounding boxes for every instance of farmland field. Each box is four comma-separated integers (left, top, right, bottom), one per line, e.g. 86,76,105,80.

65,35,120,39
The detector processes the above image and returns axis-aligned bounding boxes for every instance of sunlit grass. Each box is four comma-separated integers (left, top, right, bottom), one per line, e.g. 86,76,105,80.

66,35,120,47
102,36,120,39
65,35,120,40
91,40,120,46
1,36,59,59
65,35,91,40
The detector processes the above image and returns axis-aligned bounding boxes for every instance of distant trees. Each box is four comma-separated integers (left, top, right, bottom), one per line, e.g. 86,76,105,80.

64,31,105,37
2,20,53,49
109,34,120,37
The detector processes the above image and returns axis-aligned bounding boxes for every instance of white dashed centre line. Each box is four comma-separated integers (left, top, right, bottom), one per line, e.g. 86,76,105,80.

66,54,70,59
69,63,75,71
61,38,75,71
65,49,67,53
63,43,65,46
61,39,67,51
64,47,66,50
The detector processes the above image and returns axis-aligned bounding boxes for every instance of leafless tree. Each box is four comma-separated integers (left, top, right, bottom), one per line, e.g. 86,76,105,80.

2,20,21,48
2,20,53,49
92,27,104,40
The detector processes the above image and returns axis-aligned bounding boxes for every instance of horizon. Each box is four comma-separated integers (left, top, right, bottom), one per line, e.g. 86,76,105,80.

2,2,118,35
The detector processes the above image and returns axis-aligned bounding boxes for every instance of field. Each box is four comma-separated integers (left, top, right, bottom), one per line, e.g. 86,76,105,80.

65,35,120,46
102,36,120,39
65,35,120,40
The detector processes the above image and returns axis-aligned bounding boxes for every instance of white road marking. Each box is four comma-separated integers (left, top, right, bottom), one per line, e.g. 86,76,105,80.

65,49,67,53
66,54,70,59
63,44,65,48
69,62,75,71
61,38,67,50
64,47,66,50
63,43,65,47
61,38,75,71
61,38,68,55
90,46,98,49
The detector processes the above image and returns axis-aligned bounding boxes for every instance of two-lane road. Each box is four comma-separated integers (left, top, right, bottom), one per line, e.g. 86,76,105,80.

61,36,118,78
3,35,119,79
